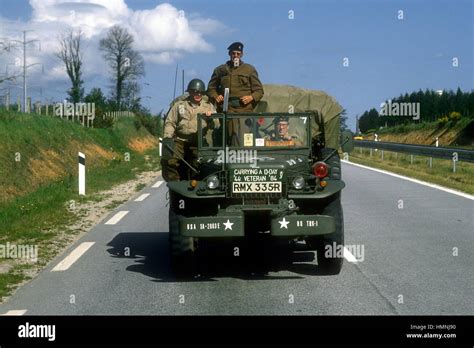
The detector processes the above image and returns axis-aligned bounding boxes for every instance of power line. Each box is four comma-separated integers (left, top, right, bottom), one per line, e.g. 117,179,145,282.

9,30,41,112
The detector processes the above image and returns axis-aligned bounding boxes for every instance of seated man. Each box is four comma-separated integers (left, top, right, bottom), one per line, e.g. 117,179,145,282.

272,116,292,141
265,116,301,146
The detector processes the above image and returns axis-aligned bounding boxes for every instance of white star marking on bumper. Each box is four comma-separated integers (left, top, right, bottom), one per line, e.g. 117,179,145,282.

278,217,290,229
223,219,234,230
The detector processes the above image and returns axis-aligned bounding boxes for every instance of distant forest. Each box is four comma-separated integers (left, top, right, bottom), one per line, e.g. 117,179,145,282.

358,88,474,133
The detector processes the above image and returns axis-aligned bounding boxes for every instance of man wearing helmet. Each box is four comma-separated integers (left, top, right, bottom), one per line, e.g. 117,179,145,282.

162,78,216,181
207,42,264,145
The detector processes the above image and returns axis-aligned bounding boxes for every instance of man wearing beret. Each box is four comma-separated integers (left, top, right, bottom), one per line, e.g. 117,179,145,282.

265,116,303,146
207,42,264,145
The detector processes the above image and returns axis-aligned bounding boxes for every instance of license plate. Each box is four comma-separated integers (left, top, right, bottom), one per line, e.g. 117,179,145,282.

232,182,282,193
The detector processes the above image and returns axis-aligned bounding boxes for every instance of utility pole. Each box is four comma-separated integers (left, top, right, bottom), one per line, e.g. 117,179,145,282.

10,31,41,112
23,31,27,112
182,69,184,95
173,64,178,99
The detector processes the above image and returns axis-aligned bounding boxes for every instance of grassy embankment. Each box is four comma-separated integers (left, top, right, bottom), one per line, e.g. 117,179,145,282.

363,117,474,149
350,118,474,194
0,109,161,299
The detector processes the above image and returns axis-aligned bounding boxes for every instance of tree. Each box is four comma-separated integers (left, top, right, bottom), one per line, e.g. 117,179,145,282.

84,87,107,107
339,109,349,132
468,92,474,119
85,87,113,128
56,29,84,103
99,25,145,109
122,81,142,111
368,108,380,129
358,111,370,133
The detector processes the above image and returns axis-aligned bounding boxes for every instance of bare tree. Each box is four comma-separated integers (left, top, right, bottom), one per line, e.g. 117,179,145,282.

56,29,84,103
122,81,141,111
99,25,144,109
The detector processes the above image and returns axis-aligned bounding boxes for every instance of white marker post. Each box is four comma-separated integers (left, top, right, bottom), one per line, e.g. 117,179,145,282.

78,152,85,195
158,137,162,157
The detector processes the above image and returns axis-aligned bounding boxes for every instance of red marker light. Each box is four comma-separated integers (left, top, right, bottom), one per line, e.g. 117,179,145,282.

257,117,265,126
313,162,329,178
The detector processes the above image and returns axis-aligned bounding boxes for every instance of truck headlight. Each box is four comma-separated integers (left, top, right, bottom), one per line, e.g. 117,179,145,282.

292,176,305,190
206,175,220,190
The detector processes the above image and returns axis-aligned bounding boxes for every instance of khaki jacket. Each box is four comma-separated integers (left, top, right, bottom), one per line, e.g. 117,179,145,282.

207,60,264,109
163,99,215,141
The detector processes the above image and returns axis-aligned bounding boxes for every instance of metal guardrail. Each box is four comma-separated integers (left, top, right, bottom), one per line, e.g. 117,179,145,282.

104,111,135,119
354,140,474,163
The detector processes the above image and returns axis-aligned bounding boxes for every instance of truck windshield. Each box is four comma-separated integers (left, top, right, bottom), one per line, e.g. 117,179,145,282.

199,114,309,149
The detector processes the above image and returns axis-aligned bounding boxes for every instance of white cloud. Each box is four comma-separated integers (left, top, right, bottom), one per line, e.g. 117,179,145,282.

188,14,230,36
128,4,213,55
0,0,225,85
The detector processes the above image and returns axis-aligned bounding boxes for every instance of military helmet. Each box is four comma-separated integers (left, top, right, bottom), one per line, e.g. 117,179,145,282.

273,115,290,124
186,79,206,93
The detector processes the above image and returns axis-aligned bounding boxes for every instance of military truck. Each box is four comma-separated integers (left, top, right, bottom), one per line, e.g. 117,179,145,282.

166,84,353,276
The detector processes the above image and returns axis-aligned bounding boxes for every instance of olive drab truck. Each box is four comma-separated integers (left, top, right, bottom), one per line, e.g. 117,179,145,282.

166,84,353,276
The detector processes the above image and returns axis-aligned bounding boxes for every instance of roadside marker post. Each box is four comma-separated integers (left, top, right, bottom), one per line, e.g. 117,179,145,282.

78,152,85,195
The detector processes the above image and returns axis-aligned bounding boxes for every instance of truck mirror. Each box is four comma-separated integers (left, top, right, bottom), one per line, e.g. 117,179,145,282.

340,130,354,153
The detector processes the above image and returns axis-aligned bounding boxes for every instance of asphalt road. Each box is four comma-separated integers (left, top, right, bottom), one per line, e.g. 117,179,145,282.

1,162,473,315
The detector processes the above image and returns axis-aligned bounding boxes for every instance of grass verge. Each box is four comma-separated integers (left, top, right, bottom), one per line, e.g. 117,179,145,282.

348,148,474,195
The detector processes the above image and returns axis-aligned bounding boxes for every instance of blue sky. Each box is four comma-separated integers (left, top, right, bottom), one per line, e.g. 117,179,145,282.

0,0,472,130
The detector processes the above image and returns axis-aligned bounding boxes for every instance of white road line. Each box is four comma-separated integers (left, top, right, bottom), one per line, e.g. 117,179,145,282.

343,247,359,263
134,193,150,202
105,211,129,225
342,160,474,200
51,242,95,272
152,180,164,188
2,310,27,316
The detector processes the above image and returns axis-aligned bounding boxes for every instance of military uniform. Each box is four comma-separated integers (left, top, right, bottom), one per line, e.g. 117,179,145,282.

208,59,264,146
265,132,303,146
208,60,264,112
264,116,303,146
162,98,215,181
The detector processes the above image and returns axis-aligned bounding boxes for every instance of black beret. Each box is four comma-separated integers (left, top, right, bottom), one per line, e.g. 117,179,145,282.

227,42,244,52
273,116,290,124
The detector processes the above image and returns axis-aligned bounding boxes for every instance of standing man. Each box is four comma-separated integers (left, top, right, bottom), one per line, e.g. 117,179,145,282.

207,42,264,145
161,78,215,181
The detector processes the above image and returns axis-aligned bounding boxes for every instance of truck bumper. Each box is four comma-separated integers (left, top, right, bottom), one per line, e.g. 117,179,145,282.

180,215,245,237
179,213,335,237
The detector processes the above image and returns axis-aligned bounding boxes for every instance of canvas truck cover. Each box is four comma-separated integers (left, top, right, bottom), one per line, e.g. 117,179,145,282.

254,84,343,149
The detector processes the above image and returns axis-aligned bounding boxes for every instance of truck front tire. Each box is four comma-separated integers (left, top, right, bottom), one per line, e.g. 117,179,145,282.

168,192,196,277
